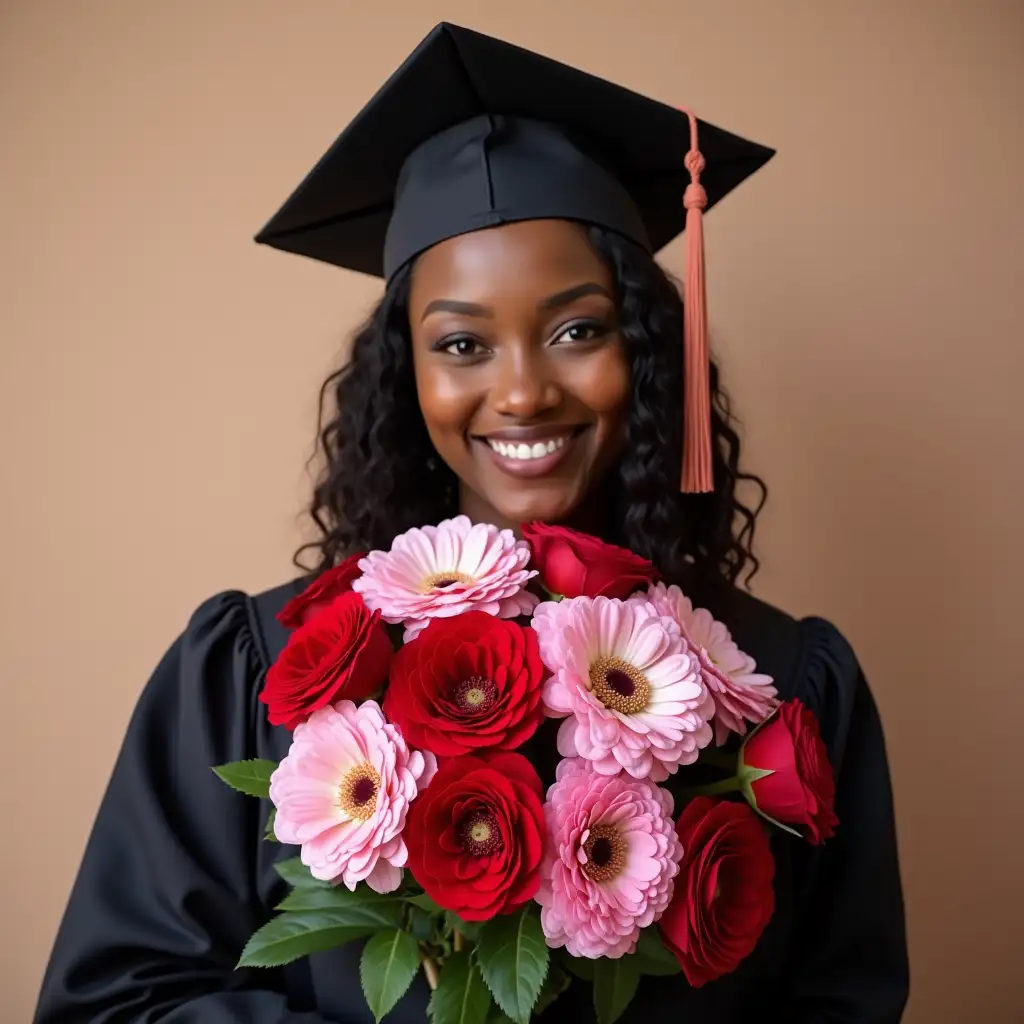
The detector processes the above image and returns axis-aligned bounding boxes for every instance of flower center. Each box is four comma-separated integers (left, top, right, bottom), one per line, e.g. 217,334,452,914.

582,823,627,882
458,810,503,856
589,656,650,714
453,675,498,714
421,571,474,593
338,763,381,821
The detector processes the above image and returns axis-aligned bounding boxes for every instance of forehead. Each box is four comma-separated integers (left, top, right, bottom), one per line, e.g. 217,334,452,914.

408,219,612,311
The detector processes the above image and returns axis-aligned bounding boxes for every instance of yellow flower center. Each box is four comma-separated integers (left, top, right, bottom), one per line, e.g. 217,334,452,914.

582,823,627,882
338,763,381,821
458,810,503,856
420,571,474,593
588,656,650,714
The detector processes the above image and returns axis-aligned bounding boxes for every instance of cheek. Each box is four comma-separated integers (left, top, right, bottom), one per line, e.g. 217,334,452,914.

579,345,631,424
414,362,480,439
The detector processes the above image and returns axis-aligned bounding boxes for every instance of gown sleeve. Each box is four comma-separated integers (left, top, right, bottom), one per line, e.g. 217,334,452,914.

33,592,331,1024
784,618,910,1023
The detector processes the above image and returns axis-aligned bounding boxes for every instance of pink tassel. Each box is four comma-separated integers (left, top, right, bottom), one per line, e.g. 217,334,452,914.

679,110,713,494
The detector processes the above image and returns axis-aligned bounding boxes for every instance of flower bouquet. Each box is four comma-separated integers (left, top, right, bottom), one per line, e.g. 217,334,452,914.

214,516,838,1023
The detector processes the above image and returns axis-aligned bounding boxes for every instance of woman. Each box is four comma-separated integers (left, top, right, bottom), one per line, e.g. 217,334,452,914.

34,23,908,1024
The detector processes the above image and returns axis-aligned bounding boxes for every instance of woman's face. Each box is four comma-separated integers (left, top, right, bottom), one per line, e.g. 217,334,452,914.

408,219,631,528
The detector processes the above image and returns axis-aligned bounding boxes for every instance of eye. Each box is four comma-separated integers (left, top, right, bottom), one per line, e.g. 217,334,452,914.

552,319,609,344
433,336,488,358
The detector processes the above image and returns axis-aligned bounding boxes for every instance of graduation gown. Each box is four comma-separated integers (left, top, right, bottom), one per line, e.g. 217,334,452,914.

33,579,909,1023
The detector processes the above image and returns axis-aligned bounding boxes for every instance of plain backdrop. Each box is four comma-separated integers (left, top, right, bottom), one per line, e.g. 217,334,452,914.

2,1,1022,1020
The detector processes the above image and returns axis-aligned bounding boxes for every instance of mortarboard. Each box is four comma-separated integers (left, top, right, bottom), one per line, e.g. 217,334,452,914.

255,22,775,493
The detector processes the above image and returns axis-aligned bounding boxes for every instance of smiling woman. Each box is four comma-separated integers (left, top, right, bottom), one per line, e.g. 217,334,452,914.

411,220,630,526
33,21,908,1024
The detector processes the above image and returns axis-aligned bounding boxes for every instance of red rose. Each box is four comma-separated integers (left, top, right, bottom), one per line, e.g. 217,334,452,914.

383,611,545,756
276,553,367,629
739,700,839,845
521,522,657,600
405,752,545,921
260,591,392,729
659,796,775,987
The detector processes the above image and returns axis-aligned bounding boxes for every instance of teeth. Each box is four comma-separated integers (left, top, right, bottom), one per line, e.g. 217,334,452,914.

488,436,568,460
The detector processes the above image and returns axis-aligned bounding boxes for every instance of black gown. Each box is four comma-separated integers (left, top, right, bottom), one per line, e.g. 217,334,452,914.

33,579,909,1023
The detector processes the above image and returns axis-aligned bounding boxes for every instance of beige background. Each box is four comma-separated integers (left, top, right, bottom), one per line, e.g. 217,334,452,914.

2,1,1022,1020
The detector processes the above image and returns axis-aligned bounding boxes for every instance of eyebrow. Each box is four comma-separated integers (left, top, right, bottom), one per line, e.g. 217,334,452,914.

420,282,612,323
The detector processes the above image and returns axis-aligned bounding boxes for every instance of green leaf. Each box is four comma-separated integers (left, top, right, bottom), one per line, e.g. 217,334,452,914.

404,892,445,914
263,809,278,842
272,857,329,889
477,910,549,1024
533,964,571,1016
238,908,387,968
631,928,682,977
557,950,594,982
428,950,493,1024
275,886,400,916
360,929,421,1023
593,956,640,1024
212,759,277,798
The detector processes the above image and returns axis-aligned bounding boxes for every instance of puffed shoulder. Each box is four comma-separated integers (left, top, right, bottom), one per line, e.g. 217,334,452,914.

177,578,307,676
712,587,874,771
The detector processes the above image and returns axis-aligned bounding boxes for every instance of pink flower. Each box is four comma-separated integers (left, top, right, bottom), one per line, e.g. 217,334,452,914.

352,515,538,642
533,596,712,781
639,584,777,746
536,758,683,958
270,700,436,893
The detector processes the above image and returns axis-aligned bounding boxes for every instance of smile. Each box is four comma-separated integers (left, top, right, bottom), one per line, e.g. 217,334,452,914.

486,436,568,461
472,426,587,480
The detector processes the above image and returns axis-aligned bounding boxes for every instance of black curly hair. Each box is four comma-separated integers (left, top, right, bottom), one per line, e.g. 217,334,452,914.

297,226,767,602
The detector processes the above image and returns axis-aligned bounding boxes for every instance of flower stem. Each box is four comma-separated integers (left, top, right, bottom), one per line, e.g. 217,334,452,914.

453,929,465,953
679,775,742,797
421,956,440,991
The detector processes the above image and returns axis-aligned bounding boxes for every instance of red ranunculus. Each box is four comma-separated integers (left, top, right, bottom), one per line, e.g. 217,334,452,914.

383,611,545,756
276,552,367,630
739,700,839,845
260,591,392,729
405,752,545,921
660,796,775,987
521,522,657,600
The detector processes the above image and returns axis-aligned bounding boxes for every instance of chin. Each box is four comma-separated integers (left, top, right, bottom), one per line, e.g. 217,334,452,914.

489,486,585,526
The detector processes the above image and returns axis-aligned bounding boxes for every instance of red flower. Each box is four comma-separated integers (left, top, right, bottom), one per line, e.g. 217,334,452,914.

276,553,367,630
383,611,545,756
260,591,392,730
405,753,545,921
521,522,657,600
660,797,775,987
739,700,839,845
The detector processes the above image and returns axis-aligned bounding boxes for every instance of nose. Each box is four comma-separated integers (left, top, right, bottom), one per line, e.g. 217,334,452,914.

489,345,563,419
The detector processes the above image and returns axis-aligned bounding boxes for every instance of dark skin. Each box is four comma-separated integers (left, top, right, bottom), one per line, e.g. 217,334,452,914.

408,219,631,532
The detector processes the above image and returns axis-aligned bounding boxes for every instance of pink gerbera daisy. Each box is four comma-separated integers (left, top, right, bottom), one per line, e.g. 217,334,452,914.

640,584,777,745
270,700,436,893
352,515,538,642
533,596,712,782
537,758,683,959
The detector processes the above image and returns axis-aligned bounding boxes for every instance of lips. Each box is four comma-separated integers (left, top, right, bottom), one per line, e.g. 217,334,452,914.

471,425,588,479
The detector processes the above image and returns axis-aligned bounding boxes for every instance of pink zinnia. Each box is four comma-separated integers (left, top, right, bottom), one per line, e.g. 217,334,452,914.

536,758,683,959
352,515,538,642
533,595,712,781
640,584,777,746
270,700,436,893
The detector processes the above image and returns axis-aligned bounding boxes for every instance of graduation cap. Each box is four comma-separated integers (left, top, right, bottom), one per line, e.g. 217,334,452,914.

255,22,775,493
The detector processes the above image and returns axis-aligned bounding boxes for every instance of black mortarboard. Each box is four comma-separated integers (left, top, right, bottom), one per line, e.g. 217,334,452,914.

255,22,775,492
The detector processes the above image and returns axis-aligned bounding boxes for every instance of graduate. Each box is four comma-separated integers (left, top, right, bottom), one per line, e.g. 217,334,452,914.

34,23,908,1023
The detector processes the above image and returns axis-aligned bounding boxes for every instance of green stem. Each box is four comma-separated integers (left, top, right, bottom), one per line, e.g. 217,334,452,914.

679,775,742,797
